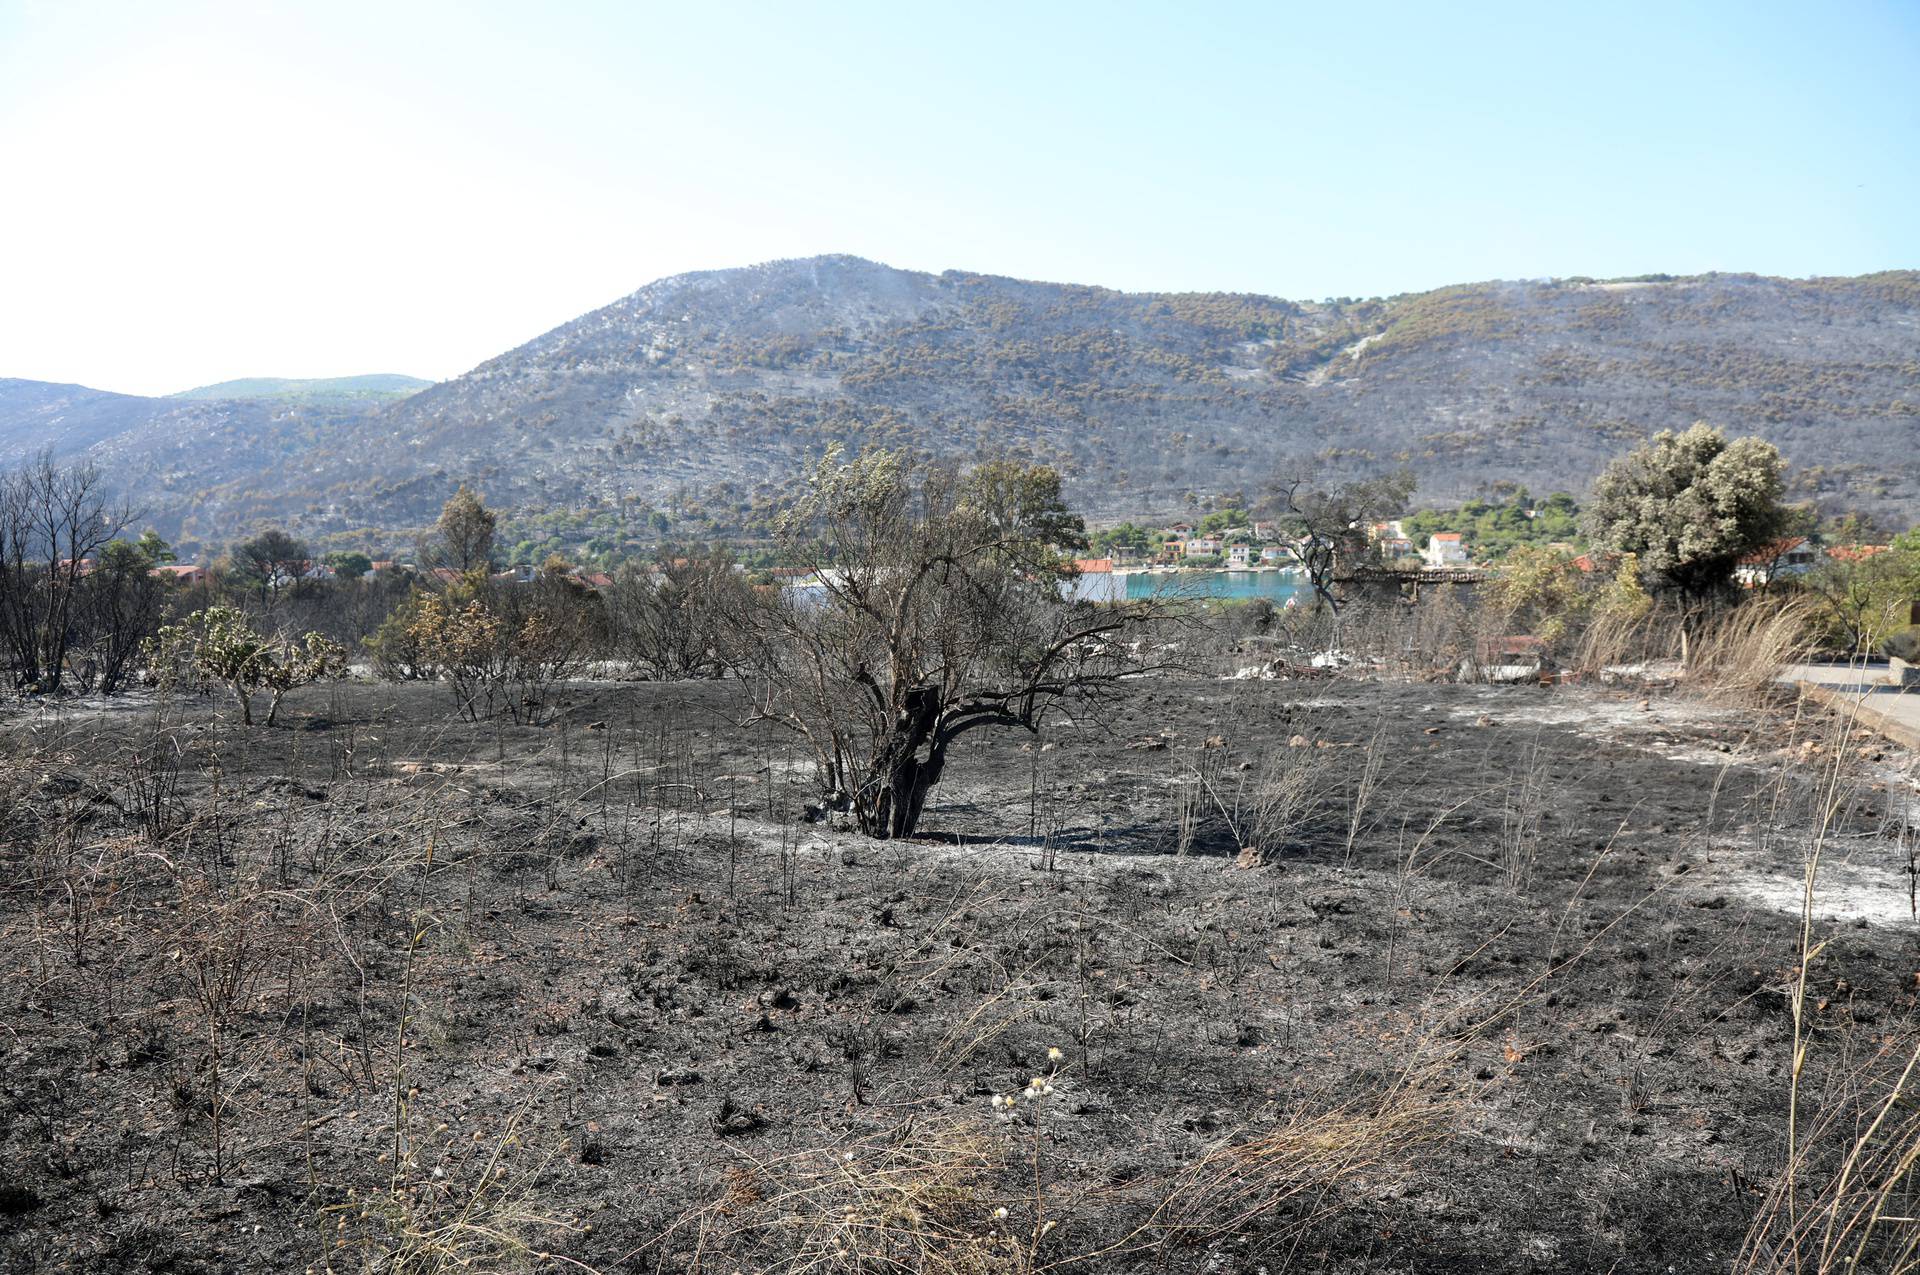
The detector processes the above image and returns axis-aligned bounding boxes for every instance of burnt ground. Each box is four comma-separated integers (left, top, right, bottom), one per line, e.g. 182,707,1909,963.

1,673,1917,1273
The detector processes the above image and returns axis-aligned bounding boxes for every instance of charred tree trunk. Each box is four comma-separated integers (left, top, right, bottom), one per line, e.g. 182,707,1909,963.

855,686,947,840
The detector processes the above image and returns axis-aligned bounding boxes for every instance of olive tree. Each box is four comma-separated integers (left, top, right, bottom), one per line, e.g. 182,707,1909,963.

1583,424,1789,601
147,606,346,726
744,447,1166,841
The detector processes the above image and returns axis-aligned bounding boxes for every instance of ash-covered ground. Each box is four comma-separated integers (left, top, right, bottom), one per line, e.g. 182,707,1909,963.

2,675,1915,1273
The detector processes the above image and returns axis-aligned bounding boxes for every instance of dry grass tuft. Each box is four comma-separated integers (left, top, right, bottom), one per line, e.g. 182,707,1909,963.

1145,1075,1457,1259
681,1115,1018,1274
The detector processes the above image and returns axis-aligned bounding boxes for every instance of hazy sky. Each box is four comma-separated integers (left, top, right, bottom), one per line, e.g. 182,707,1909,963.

2,0,1916,396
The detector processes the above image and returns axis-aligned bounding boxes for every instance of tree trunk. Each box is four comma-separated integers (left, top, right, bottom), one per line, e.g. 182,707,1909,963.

855,686,946,840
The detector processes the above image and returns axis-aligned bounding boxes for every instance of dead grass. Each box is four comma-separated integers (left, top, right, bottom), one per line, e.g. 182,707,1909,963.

662,1067,1460,1273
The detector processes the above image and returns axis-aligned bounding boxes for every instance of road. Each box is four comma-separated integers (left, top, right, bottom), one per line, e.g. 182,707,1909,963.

1779,661,1920,750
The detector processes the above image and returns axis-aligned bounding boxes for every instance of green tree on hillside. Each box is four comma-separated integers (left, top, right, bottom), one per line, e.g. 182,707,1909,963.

231,528,311,606
420,486,498,575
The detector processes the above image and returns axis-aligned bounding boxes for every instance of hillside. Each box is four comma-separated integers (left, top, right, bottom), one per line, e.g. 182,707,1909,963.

4,257,1916,553
170,373,432,407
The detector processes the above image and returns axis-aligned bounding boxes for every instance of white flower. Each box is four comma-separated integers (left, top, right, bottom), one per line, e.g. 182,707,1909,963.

1047,1047,1063,1062
1042,1083,1055,1095
842,1150,855,1162
993,1206,1008,1220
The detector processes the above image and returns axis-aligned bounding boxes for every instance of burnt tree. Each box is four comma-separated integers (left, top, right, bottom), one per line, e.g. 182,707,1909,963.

746,448,1164,840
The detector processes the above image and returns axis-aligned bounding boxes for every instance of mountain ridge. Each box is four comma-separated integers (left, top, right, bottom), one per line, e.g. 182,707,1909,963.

3,256,1915,555
170,374,433,406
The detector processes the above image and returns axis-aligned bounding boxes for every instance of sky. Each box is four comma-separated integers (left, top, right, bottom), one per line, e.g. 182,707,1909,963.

1,0,1916,396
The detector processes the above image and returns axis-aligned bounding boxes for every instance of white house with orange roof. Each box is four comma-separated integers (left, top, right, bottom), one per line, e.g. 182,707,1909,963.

1422,532,1468,568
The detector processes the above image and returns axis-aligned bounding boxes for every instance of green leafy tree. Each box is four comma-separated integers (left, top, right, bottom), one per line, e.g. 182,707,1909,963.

1804,549,1915,654
1593,553,1654,622
1486,546,1587,644
420,486,498,575
325,550,373,580
231,528,311,606
1582,424,1789,600
79,532,176,693
147,605,345,726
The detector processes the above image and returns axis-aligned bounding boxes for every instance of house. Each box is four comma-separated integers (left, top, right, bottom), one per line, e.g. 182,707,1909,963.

1259,545,1291,565
1163,522,1195,540
151,563,209,586
1252,520,1278,542
1225,544,1252,568
1423,533,1468,569
1377,536,1415,560
1184,536,1223,558
1734,536,1818,587
1066,557,1118,603
1369,519,1406,542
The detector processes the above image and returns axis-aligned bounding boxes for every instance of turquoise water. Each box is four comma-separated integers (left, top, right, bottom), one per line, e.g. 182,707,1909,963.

1077,570,1308,605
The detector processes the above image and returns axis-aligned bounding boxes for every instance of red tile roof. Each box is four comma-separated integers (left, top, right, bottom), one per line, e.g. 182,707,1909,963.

1737,536,1808,565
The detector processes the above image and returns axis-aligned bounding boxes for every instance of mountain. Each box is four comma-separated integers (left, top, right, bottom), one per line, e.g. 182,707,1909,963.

3,256,1916,554
0,378,287,465
170,374,432,408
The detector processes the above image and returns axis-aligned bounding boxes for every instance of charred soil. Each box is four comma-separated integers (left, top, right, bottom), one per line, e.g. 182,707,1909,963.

1,675,1915,1273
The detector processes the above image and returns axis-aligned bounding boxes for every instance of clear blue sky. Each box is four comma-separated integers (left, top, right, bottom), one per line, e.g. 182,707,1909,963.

2,0,1915,394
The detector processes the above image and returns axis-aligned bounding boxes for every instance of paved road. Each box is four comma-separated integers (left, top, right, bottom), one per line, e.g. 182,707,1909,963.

1779,662,1920,749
